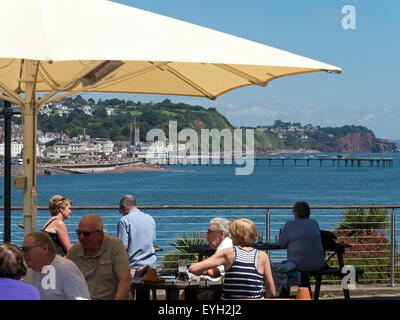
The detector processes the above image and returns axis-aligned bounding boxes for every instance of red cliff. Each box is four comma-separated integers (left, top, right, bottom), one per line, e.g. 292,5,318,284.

314,133,398,153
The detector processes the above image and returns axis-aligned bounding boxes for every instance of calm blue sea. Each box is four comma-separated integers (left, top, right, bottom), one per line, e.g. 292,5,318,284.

1,152,400,250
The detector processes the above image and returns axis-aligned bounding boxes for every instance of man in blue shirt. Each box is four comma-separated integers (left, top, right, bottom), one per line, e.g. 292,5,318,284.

117,194,156,273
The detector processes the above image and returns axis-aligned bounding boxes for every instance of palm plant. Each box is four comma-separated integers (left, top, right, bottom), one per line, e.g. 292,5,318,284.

160,232,206,275
168,232,207,257
334,207,390,237
331,206,399,284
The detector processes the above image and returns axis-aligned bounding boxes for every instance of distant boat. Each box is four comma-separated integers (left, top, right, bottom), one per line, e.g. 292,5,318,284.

48,160,142,174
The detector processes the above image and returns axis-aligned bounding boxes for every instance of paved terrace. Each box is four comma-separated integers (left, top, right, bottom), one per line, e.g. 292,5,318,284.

150,284,400,300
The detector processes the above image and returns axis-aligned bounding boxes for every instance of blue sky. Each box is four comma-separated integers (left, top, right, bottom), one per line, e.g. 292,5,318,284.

90,1,400,140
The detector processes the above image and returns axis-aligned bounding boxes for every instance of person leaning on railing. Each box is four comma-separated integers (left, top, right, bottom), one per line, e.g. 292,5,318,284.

189,218,276,299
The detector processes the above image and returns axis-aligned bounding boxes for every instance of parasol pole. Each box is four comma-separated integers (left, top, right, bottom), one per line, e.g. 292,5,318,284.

20,60,39,235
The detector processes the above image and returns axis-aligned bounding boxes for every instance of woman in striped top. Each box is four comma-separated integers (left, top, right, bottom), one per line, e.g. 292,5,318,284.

189,218,276,299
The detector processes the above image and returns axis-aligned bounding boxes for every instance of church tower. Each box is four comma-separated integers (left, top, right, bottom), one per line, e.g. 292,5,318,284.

130,118,140,147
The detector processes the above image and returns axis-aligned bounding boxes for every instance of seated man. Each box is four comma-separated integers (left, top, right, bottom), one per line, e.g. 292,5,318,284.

185,218,232,300
67,214,131,300
203,217,233,279
22,232,90,300
277,201,325,296
279,202,325,271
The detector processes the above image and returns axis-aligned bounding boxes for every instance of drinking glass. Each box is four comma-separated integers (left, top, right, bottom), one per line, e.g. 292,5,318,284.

178,259,187,273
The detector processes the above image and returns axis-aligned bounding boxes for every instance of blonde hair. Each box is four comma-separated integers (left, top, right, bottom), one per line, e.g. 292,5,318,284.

48,195,71,216
228,218,257,246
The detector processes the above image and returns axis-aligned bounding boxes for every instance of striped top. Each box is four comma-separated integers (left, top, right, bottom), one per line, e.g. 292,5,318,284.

221,246,264,299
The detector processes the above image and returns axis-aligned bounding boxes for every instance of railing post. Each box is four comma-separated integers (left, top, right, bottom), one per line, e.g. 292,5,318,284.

266,209,270,256
390,208,396,287
266,209,270,243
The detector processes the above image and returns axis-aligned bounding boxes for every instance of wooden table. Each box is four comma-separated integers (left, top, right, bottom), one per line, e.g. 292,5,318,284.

131,278,222,300
324,242,351,269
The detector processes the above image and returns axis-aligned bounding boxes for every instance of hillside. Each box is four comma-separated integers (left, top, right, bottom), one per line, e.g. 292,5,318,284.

38,97,233,143
256,121,398,153
34,96,398,153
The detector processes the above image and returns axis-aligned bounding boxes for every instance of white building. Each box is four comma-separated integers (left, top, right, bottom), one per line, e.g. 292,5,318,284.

80,105,93,116
0,142,24,158
92,139,114,155
0,142,41,158
106,108,115,116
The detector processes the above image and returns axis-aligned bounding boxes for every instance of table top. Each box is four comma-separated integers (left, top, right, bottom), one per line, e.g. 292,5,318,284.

131,277,222,289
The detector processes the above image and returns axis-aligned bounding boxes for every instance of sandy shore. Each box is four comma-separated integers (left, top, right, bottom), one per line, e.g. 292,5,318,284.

32,162,169,175
109,163,169,173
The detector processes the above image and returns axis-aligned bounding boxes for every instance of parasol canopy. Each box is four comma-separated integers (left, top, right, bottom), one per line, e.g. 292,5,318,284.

0,0,341,234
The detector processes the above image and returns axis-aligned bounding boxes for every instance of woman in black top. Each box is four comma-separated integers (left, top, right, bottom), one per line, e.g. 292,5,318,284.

41,195,73,256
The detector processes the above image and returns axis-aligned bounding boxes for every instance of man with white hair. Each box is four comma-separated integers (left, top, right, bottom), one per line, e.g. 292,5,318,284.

204,217,233,278
184,217,233,300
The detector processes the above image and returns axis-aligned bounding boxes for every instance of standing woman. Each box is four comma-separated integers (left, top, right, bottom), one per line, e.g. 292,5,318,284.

41,195,72,256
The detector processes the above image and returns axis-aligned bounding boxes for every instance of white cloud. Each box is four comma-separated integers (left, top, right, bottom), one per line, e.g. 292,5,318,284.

357,107,392,124
225,106,289,117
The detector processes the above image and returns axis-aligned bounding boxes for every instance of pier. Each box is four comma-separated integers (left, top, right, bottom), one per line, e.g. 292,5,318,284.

147,155,394,168
253,156,394,168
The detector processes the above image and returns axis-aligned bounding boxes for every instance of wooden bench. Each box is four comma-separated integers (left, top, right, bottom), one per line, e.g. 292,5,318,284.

299,266,364,300
297,242,364,300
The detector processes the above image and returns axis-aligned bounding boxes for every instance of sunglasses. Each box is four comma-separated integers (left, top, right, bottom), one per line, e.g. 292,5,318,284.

20,245,40,253
76,230,100,237
206,229,219,235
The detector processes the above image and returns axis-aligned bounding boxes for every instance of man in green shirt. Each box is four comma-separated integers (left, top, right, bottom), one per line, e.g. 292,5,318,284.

67,214,131,300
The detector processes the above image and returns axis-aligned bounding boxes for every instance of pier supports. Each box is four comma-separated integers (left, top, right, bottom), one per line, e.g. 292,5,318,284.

159,156,393,168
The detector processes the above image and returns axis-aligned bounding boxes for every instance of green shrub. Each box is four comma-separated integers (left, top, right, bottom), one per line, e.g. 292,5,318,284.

160,232,206,275
327,207,398,284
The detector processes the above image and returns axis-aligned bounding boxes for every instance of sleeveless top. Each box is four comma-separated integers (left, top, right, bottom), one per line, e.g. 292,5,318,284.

221,246,264,299
42,218,67,256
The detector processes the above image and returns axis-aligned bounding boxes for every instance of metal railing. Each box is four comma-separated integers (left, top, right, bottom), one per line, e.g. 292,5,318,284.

1,204,399,285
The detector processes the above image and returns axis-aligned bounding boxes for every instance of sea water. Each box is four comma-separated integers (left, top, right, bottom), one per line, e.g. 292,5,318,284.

1,153,400,249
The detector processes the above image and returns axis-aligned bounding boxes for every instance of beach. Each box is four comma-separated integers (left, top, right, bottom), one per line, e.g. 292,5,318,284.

109,163,169,174
0,162,168,177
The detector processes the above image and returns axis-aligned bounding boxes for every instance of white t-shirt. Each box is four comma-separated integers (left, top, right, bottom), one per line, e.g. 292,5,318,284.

215,237,233,276
26,255,90,300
